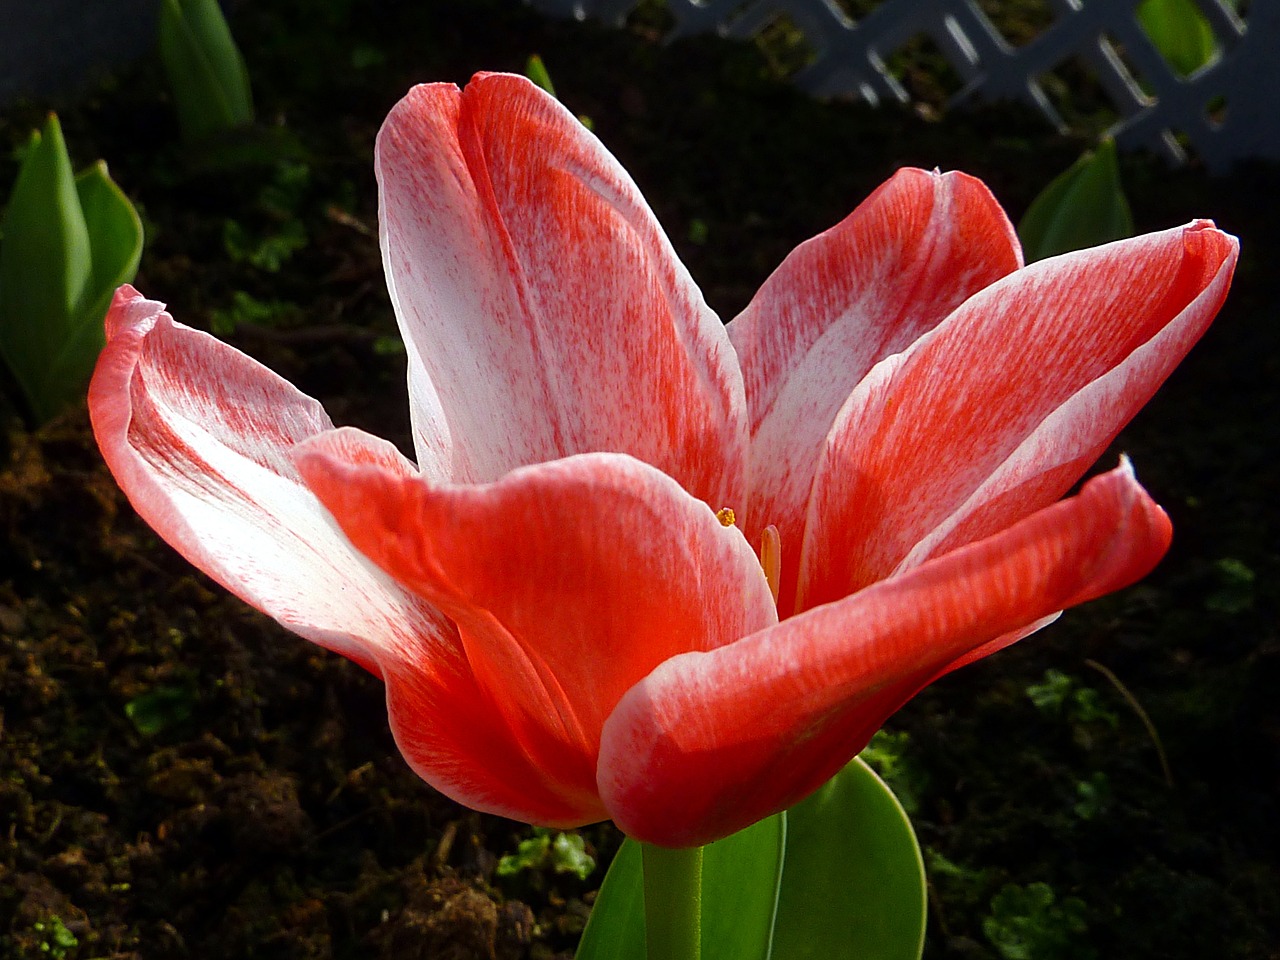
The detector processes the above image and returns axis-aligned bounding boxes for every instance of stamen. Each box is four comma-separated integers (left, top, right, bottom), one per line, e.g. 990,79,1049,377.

759,524,781,605
716,507,736,527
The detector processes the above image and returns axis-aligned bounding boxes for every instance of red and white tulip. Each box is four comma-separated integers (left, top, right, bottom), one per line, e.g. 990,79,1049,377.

91,73,1236,848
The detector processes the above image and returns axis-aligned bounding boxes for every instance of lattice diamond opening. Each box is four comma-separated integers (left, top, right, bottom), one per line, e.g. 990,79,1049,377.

528,0,1271,172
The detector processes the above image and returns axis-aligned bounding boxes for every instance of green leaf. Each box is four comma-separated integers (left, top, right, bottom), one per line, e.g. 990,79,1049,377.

495,828,596,880
159,0,255,144
0,115,92,423
771,757,926,960
1206,556,1256,614
1018,139,1133,263
552,831,598,880
858,729,923,815
125,683,197,735
1027,668,1074,713
525,54,557,99
17,158,148,418
1137,0,1218,77
578,759,922,960
497,832,553,877
700,816,785,959
75,161,143,323
524,53,593,129
576,837,644,960
983,882,1094,960
222,217,307,272
576,814,785,960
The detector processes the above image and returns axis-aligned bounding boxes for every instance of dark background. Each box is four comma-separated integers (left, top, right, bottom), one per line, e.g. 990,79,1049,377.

1,2,1276,957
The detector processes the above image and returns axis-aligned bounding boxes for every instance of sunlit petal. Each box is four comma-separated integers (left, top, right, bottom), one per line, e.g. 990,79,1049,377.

377,73,747,507
799,221,1236,611
295,436,778,824
728,168,1021,615
600,462,1170,846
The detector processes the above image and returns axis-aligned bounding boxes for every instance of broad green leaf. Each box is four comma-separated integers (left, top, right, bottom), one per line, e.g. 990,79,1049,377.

576,814,785,960
59,158,145,373
159,0,254,144
0,115,92,422
576,837,644,960
1137,0,1217,76
31,160,143,421
182,0,254,121
1018,139,1133,263
771,757,926,960
700,815,786,959
74,160,143,323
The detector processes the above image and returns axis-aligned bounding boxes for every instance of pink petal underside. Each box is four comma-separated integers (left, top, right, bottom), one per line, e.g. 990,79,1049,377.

294,435,778,826
726,168,1022,617
88,286,450,677
599,461,1170,847
376,73,746,512
799,221,1237,612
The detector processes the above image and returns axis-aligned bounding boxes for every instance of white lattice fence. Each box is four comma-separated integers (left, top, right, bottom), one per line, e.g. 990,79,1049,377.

529,0,1280,173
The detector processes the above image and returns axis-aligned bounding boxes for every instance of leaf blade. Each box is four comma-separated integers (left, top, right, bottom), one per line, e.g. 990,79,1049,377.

0,114,93,421
1018,139,1133,263
1137,0,1218,76
771,757,926,960
576,815,785,960
159,0,254,144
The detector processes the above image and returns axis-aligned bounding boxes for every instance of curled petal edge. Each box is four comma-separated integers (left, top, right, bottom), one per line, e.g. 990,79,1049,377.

598,460,1170,847
89,285,446,678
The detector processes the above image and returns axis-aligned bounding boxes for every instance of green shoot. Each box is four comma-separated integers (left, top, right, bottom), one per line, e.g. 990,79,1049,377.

0,115,142,424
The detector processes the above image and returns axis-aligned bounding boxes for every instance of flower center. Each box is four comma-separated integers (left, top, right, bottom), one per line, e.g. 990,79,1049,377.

717,507,780,606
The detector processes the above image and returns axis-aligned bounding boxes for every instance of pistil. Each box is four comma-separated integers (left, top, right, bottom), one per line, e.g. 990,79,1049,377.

759,525,781,605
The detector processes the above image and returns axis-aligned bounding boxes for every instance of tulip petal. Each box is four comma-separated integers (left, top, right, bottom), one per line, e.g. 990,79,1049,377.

726,168,1022,615
599,461,1170,847
376,73,746,509
88,286,437,675
91,297,604,825
291,430,630,826
799,221,1237,611
294,439,779,825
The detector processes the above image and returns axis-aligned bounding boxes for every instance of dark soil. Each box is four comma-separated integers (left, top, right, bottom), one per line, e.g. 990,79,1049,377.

1,2,1277,958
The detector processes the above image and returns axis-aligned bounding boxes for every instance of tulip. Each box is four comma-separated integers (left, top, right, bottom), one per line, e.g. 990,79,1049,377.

90,73,1236,850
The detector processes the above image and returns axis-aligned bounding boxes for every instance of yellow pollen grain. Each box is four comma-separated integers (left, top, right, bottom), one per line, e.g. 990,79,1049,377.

716,507,736,527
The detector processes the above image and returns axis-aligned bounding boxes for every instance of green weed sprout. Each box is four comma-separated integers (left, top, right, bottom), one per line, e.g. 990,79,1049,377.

1018,139,1133,263
159,0,255,145
0,115,143,425
984,882,1094,960
30,916,78,960
497,827,597,881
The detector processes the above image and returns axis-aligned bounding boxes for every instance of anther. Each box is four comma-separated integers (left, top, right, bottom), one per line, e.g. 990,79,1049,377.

759,525,781,605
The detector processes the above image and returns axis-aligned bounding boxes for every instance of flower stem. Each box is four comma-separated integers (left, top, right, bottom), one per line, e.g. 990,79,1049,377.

641,842,703,960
